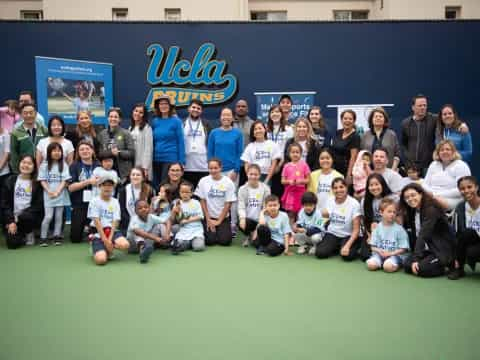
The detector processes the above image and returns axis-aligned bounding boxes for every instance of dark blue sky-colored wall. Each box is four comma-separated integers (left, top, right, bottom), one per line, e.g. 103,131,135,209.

2,20,479,173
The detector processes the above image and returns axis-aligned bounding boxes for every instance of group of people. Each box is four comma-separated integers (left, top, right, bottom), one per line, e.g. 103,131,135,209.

0,91,478,280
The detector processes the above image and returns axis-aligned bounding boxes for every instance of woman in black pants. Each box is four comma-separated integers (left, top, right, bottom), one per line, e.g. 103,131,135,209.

1,155,43,249
400,183,455,278
68,141,100,243
448,176,480,279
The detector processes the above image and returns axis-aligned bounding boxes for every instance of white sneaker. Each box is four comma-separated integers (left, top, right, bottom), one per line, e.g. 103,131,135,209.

308,246,316,256
297,246,307,255
25,232,35,246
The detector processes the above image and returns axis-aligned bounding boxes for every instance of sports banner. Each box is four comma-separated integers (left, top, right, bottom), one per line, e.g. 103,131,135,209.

35,56,113,125
327,103,395,135
254,91,316,123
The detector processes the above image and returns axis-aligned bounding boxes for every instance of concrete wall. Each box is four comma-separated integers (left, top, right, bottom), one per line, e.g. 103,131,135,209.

0,1,42,19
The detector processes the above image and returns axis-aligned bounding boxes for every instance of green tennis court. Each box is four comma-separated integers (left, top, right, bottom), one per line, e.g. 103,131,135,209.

0,234,478,360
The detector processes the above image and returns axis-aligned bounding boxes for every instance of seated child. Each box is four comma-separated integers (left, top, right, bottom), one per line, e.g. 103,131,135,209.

150,183,173,248
293,192,324,255
366,198,410,272
127,199,165,263
170,181,205,252
254,194,292,256
237,164,271,247
87,175,129,266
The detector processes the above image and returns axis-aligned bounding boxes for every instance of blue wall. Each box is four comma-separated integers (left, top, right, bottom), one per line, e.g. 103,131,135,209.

2,20,479,174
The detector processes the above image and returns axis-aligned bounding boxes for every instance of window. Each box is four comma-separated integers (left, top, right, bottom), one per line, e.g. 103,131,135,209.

445,6,461,19
250,11,287,21
112,8,128,21
20,10,43,20
165,8,181,21
333,10,369,21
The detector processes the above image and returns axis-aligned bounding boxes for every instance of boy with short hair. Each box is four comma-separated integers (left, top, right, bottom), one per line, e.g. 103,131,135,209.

87,175,129,265
293,192,324,255
254,194,292,256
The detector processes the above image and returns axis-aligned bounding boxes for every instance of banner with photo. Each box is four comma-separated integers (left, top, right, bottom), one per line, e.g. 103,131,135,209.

35,56,113,125
254,91,316,123
327,103,395,135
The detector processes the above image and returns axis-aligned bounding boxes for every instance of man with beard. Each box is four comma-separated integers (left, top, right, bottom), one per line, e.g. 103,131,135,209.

182,99,211,187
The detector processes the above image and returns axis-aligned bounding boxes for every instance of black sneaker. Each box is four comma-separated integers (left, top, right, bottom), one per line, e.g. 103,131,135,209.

39,239,49,247
54,237,63,246
256,246,265,255
447,268,465,280
139,245,154,263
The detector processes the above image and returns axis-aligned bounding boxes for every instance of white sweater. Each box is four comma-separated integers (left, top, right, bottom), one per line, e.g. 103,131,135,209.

424,160,471,199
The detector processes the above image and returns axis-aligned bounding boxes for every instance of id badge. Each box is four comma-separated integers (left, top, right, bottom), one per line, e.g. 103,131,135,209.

190,142,199,153
83,190,92,202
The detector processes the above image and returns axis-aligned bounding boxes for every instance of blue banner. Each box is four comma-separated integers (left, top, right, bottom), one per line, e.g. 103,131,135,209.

35,56,113,125
254,91,316,123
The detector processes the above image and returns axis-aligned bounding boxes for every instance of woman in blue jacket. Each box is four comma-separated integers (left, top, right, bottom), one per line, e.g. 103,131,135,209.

151,95,185,189
436,104,472,163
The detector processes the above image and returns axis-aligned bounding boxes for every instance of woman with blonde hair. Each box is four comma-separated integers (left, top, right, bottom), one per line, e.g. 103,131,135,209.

66,110,99,156
283,117,320,171
424,140,471,210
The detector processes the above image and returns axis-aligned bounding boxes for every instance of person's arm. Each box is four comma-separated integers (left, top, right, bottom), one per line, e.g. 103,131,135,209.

235,131,243,174
0,149,9,171
133,227,162,243
93,218,113,252
9,134,19,173
347,148,358,182
61,91,74,103
237,186,247,225
68,167,97,192
258,208,267,225
177,121,186,165
460,132,472,163
144,125,153,174
213,202,232,226
265,159,278,184
180,215,202,224
52,180,67,198
66,151,74,166
340,215,360,256
200,198,215,232
207,131,215,160
119,131,135,160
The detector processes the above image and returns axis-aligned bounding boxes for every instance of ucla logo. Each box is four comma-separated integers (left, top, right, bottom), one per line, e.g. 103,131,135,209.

145,43,238,108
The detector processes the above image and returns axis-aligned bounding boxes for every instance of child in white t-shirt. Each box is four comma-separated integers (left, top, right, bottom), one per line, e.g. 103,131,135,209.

237,164,271,247
293,192,324,255
195,158,236,246
254,195,292,256
241,121,281,185
316,177,362,261
87,175,129,265
92,155,119,198
171,181,205,252
366,198,409,272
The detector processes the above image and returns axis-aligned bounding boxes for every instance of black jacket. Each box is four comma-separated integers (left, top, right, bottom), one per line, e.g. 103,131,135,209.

405,204,455,266
400,113,437,171
0,174,44,226
283,138,320,171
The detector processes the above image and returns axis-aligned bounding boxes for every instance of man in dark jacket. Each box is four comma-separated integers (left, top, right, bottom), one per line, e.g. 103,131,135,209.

400,94,437,175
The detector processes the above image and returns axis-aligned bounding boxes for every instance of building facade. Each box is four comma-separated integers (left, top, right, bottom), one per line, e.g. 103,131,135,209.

0,0,478,21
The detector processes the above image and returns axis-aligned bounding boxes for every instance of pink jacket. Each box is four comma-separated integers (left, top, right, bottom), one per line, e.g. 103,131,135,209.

0,106,20,133
352,150,372,194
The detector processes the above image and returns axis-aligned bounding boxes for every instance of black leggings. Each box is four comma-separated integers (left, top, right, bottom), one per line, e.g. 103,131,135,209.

183,171,209,190
70,206,89,243
239,219,258,237
404,254,445,278
252,225,285,257
205,217,232,246
315,233,361,261
4,215,40,249
456,229,480,269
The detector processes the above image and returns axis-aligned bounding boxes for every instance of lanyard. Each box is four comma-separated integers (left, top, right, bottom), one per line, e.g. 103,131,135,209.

187,118,202,143
272,127,282,143
130,184,138,205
